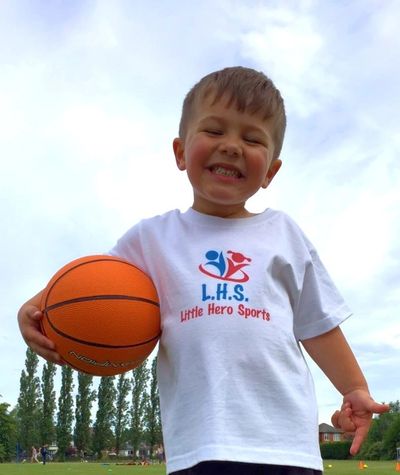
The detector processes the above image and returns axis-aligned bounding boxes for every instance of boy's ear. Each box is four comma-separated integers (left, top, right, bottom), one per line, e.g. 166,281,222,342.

262,159,282,188
173,138,186,171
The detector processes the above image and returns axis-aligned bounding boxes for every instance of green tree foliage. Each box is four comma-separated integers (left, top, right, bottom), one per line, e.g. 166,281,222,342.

114,374,131,454
16,348,41,451
92,377,116,457
56,366,74,460
144,357,162,455
40,362,57,445
131,361,149,459
12,356,167,460
381,411,400,459
0,398,17,462
74,372,96,454
358,400,400,460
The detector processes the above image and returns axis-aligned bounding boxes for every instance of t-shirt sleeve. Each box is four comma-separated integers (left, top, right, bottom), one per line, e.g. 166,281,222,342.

293,247,352,341
108,221,149,274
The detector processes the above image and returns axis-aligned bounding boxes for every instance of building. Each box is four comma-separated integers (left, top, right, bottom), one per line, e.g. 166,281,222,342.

318,423,346,443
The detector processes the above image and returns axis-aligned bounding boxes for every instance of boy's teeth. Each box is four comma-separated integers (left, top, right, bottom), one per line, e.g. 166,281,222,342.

212,166,240,177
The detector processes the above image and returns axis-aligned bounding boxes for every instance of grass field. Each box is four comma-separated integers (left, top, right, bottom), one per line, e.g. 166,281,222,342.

0,462,166,475
322,460,398,474
0,460,398,475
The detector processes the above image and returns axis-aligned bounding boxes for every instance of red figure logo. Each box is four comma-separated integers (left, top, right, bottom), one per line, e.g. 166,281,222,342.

199,250,252,282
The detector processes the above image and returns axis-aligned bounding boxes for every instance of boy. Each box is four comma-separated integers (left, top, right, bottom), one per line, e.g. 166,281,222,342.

18,67,388,474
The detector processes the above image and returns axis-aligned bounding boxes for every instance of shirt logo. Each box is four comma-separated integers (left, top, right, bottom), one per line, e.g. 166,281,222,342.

198,249,252,282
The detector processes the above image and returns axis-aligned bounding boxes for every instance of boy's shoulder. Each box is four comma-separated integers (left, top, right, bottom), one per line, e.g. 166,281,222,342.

261,209,316,254
137,208,183,227
259,208,306,234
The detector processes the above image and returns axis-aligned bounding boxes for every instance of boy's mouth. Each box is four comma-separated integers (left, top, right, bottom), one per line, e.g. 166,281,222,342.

209,165,243,178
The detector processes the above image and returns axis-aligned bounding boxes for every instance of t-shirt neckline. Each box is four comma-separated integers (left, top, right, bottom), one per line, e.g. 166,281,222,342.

183,207,271,227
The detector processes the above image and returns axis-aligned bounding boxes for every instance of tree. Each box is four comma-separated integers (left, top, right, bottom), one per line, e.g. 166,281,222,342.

92,377,116,457
56,366,74,460
74,372,96,455
144,357,162,456
0,398,16,462
114,373,131,455
16,348,41,451
359,400,400,460
40,362,57,445
382,404,400,459
130,361,149,459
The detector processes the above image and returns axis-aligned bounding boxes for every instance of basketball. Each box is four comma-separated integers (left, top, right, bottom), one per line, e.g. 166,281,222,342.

40,255,161,376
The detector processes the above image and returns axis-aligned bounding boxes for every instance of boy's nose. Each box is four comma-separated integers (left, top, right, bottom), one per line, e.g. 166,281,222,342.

219,138,242,157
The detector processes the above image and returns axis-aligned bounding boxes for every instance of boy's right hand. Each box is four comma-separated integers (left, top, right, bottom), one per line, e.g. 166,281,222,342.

17,292,64,365
331,391,390,455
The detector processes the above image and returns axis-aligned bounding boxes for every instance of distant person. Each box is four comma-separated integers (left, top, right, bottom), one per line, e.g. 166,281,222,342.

156,444,165,464
31,446,39,463
18,66,389,474
40,445,47,465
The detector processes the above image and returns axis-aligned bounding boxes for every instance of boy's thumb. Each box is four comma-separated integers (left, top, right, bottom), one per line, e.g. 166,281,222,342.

30,308,43,320
370,401,390,414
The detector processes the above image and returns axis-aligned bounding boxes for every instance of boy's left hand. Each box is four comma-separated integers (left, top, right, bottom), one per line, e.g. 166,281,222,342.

331,389,390,455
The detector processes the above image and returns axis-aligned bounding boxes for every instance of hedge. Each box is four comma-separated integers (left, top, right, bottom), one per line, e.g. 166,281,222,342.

320,441,352,459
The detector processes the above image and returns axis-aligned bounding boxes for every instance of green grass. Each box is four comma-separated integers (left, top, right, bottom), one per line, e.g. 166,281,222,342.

0,460,398,474
323,460,398,474
0,462,167,475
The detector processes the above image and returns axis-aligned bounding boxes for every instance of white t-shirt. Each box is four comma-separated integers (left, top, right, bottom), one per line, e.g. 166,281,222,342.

110,208,351,473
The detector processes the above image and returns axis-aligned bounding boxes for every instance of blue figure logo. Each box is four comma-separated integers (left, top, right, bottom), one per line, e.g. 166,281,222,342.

199,250,251,282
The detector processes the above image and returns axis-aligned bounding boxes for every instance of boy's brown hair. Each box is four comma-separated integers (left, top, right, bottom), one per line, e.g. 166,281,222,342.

178,66,286,159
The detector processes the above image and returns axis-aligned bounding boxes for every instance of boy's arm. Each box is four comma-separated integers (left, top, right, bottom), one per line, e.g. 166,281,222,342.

301,327,389,455
17,290,64,365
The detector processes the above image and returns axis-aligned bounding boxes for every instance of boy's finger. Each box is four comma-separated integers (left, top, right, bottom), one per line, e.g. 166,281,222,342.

30,309,43,320
35,334,56,351
332,407,355,433
339,417,356,433
24,326,56,350
331,410,340,427
350,424,370,455
341,401,351,411
369,402,390,414
29,341,64,365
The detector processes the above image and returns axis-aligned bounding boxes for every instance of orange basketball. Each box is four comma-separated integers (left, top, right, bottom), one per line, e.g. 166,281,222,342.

40,255,161,376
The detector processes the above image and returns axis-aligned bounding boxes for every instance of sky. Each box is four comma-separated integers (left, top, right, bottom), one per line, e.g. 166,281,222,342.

0,0,399,427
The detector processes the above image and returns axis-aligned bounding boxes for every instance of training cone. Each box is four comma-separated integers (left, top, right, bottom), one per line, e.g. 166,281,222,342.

358,460,365,470
395,461,400,472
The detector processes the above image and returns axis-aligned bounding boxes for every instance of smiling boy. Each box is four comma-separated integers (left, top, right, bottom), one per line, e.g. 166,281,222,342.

173,101,282,218
18,67,388,475
173,69,283,219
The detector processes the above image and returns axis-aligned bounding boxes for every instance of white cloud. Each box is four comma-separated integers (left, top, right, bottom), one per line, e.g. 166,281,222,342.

224,2,338,118
0,1,398,427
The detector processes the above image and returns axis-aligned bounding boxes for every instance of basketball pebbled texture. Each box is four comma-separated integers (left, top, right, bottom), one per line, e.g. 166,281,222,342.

40,255,161,376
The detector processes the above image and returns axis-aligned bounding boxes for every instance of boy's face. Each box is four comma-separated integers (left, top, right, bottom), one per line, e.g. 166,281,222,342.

173,95,281,218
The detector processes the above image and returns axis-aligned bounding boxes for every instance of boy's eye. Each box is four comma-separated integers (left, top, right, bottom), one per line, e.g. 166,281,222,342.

244,137,262,145
204,129,223,135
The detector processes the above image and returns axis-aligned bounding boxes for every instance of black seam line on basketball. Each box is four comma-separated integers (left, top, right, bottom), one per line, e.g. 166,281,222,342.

44,295,160,312
43,256,152,309
44,313,162,349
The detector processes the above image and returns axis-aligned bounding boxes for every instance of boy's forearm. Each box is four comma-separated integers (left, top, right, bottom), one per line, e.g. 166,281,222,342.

301,326,369,396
